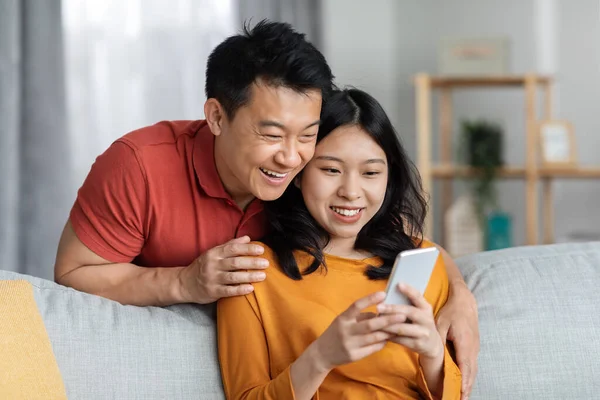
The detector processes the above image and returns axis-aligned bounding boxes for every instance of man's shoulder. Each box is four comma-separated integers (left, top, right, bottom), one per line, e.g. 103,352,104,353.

118,120,208,150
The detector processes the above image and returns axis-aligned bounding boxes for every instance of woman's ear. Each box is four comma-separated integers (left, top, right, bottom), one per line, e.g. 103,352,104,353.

204,99,225,136
293,176,302,189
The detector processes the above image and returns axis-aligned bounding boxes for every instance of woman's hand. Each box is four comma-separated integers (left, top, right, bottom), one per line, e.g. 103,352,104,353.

376,283,444,360
376,283,446,397
310,291,406,373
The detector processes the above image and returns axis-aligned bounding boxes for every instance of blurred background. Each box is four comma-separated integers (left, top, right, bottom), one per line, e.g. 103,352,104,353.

1,0,599,279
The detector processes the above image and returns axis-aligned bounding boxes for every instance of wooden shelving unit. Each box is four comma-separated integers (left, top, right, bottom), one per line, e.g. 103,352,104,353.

414,73,600,247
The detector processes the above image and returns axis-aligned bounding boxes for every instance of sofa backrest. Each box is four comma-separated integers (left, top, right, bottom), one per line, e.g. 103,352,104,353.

3,241,600,399
457,242,600,400
0,270,225,400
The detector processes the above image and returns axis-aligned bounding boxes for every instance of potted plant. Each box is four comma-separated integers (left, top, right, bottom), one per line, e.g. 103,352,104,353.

459,119,504,223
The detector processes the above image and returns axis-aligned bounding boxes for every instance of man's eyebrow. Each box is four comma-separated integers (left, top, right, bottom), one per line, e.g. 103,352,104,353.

257,120,321,130
304,120,321,129
258,120,285,129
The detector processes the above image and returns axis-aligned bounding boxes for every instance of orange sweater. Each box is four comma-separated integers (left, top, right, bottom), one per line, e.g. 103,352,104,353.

217,241,462,399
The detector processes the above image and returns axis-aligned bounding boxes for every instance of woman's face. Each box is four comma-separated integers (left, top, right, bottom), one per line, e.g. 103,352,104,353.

298,125,389,243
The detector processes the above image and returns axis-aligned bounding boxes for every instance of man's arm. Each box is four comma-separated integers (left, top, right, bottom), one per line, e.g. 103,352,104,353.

431,242,480,400
54,221,269,307
54,221,186,306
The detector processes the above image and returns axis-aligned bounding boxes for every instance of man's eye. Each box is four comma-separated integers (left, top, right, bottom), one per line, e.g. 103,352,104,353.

364,171,381,176
263,134,282,139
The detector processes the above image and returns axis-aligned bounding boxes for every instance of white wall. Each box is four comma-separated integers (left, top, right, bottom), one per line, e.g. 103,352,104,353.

320,0,400,129
321,0,600,246
553,0,600,241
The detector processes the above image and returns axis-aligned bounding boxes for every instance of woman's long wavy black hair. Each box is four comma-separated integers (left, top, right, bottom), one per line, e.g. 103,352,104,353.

262,88,428,280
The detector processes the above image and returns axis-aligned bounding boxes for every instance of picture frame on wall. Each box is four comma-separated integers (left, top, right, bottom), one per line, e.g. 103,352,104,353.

538,120,577,168
438,37,510,76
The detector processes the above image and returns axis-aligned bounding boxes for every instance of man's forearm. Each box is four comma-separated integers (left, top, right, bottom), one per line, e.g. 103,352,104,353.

434,243,466,287
444,259,466,287
57,263,186,307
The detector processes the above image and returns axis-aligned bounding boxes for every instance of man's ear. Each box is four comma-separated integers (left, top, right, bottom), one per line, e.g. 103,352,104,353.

204,99,226,136
293,176,302,189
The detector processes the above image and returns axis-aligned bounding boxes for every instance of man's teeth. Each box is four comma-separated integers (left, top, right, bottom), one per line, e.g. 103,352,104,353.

260,167,287,178
331,207,361,216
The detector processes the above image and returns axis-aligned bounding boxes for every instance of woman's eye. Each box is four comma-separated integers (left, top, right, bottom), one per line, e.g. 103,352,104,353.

321,168,340,174
364,171,381,176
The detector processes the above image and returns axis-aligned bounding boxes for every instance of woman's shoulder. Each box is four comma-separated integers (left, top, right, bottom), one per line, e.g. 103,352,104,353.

249,241,290,281
410,236,437,249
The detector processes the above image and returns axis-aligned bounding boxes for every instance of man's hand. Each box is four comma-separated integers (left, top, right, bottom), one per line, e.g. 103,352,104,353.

436,281,479,400
176,236,268,304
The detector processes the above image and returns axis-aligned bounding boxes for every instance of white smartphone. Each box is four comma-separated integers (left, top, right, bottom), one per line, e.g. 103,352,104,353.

383,247,440,306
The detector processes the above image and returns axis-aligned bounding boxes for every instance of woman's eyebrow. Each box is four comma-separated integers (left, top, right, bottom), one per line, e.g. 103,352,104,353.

314,156,386,165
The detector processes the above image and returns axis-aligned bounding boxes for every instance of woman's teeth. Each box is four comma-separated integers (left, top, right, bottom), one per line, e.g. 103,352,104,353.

260,167,287,178
331,207,361,216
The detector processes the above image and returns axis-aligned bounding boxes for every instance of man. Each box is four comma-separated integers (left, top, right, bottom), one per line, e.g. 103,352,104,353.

54,20,478,399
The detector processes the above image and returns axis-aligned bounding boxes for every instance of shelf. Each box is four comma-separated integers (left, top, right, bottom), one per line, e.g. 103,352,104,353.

540,167,600,179
422,75,552,88
431,165,525,178
431,164,600,179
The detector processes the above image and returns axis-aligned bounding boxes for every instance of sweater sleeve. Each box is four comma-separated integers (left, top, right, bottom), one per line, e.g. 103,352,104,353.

217,292,297,400
416,347,462,400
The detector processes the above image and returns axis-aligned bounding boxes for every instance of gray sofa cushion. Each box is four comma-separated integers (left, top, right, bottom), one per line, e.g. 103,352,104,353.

457,242,600,400
0,270,224,400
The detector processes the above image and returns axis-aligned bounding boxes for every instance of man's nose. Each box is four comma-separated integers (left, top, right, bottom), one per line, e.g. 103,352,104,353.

274,141,302,169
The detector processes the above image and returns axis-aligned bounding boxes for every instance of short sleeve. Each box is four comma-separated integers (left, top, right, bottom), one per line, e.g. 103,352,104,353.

70,140,147,262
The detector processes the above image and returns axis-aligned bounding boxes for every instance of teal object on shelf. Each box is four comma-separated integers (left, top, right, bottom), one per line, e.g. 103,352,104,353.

486,211,512,250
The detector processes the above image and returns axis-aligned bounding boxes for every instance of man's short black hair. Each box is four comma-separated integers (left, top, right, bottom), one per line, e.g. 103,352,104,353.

205,19,334,119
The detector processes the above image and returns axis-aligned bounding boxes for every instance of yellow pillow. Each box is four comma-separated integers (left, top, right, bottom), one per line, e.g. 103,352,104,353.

0,280,67,399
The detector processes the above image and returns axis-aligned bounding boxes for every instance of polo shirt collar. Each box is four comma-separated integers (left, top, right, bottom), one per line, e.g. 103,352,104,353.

192,122,231,200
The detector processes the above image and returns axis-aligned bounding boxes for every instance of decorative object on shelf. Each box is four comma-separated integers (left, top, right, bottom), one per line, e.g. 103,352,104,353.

458,119,505,225
438,37,510,76
486,211,512,250
538,120,577,168
444,195,484,257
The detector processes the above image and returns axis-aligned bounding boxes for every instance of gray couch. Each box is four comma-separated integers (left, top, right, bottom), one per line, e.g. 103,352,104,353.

2,242,600,399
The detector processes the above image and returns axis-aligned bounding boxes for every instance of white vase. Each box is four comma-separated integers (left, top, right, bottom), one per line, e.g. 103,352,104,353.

444,195,484,257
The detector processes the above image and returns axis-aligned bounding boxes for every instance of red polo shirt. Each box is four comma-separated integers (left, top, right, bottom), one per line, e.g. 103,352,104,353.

70,120,266,267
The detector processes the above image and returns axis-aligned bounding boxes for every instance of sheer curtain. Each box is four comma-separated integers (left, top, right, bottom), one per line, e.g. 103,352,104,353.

0,0,321,279
62,0,237,187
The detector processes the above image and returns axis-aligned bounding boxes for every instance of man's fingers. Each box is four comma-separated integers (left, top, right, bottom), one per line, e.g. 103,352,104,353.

224,256,269,271
220,241,264,258
343,291,386,318
454,338,478,399
215,284,254,298
218,270,266,285
458,361,473,400
230,235,251,243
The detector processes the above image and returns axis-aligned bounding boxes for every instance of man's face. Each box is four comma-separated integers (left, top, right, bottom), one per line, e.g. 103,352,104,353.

212,82,322,205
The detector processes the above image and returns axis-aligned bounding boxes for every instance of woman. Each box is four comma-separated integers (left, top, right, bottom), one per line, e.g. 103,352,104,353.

217,88,461,399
